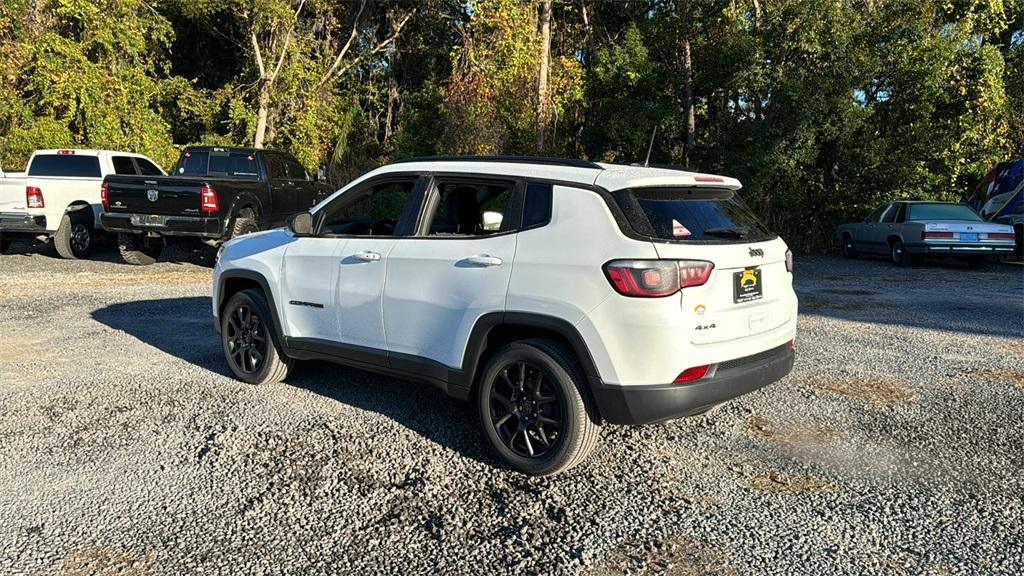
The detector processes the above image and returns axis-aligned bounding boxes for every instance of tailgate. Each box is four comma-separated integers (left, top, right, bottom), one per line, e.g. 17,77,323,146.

655,240,793,345
104,176,206,216
0,177,27,213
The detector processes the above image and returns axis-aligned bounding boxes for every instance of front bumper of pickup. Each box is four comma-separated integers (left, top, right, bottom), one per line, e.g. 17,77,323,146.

904,242,1014,256
590,343,794,425
100,212,223,239
0,213,48,235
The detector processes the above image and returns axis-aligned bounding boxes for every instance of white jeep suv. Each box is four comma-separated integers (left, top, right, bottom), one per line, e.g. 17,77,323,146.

212,157,797,475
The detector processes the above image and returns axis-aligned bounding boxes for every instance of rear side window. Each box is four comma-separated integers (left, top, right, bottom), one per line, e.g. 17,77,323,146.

907,203,983,222
281,156,308,180
27,155,101,178
612,188,775,242
112,156,137,175
523,183,552,228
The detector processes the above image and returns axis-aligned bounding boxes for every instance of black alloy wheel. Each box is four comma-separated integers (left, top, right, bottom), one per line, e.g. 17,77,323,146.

488,360,564,459
225,303,269,375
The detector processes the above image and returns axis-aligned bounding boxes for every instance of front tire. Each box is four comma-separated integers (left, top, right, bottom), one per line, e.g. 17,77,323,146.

221,289,292,385
53,212,93,259
477,339,600,476
118,233,163,266
841,234,857,259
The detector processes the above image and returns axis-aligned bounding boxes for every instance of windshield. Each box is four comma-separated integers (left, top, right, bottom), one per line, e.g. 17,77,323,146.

612,188,776,242
907,203,983,222
27,154,101,178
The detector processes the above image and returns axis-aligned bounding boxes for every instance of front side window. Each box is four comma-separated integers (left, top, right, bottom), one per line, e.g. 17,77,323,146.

427,181,515,236
136,158,163,176
319,179,418,237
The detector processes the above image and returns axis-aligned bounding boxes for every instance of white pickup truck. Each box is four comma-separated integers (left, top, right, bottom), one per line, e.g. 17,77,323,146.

0,149,165,258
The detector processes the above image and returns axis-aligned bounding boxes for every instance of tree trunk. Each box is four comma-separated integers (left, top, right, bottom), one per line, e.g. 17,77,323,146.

254,81,270,149
681,1,695,164
537,0,553,153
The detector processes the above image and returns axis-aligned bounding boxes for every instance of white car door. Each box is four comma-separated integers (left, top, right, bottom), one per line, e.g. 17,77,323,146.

280,235,347,341
322,177,423,363
383,178,521,373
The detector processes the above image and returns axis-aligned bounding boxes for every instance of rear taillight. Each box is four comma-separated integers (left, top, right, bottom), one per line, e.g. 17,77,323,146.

785,249,793,273
922,231,953,239
673,365,709,383
200,185,219,213
786,339,795,350
987,232,1015,240
603,259,714,298
26,186,44,208
100,181,110,210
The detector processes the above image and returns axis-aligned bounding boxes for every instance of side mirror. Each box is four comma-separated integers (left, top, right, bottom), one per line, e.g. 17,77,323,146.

287,212,314,236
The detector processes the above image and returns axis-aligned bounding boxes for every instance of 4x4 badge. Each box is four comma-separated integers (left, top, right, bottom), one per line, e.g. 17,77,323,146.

748,247,764,257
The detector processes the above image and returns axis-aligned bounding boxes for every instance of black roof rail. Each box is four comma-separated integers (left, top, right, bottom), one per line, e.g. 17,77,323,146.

393,155,604,170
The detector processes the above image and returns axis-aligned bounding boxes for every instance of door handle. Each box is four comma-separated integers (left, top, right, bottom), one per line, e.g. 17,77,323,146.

351,251,381,262
464,254,503,267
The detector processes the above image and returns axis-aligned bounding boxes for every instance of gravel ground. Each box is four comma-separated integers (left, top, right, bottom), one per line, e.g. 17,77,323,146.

1,242,1022,576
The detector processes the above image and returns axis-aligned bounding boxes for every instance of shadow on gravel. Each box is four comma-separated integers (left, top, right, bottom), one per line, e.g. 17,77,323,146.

91,297,496,466
91,297,230,377
288,361,497,468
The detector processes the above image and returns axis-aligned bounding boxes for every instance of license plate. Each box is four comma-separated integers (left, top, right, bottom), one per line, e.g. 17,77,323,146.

960,233,978,242
733,267,763,303
131,214,166,227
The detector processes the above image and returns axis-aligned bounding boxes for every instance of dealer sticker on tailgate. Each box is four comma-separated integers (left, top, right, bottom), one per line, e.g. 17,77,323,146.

733,267,763,303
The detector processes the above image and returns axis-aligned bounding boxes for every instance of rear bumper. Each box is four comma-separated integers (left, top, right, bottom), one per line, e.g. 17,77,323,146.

905,242,1014,256
100,212,223,239
0,213,48,235
591,344,794,425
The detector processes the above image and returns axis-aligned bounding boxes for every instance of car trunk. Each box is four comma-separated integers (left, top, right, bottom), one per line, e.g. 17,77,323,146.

611,185,794,346
919,220,1013,241
104,175,208,216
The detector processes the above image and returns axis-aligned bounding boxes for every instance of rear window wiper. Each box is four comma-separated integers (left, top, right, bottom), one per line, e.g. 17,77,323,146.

703,226,750,238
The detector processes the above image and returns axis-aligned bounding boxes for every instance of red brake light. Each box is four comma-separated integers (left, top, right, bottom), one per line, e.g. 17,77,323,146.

674,365,709,383
26,186,44,208
57,149,74,155
604,259,714,297
100,181,110,210
785,249,793,273
922,231,954,239
987,232,1015,240
786,339,795,350
694,175,724,183
200,185,219,213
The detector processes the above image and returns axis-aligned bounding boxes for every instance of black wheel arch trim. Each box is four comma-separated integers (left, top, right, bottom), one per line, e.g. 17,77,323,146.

215,269,284,339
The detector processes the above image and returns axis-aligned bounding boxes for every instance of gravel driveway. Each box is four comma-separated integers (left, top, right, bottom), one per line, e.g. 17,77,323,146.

1,244,1022,575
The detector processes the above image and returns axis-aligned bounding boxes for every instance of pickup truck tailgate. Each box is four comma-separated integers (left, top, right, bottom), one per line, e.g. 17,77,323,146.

104,176,206,216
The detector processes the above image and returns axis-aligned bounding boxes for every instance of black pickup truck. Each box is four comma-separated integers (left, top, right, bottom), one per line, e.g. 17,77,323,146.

101,146,332,264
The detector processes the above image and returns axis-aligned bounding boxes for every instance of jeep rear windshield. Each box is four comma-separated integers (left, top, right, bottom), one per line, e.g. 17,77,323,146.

175,150,260,179
611,188,775,242
27,155,101,178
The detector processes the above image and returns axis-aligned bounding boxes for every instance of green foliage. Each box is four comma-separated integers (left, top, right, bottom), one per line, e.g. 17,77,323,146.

0,0,1018,249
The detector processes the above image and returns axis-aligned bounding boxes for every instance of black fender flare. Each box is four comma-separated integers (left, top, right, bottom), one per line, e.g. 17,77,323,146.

459,311,602,392
215,269,283,340
224,192,266,231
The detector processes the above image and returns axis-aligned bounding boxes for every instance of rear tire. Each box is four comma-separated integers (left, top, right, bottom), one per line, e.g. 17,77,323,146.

221,289,292,385
53,212,93,259
118,233,163,266
890,240,909,267
477,339,601,476
229,209,259,240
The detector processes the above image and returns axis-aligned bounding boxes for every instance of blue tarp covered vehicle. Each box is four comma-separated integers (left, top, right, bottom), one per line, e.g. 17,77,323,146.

965,159,1024,256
